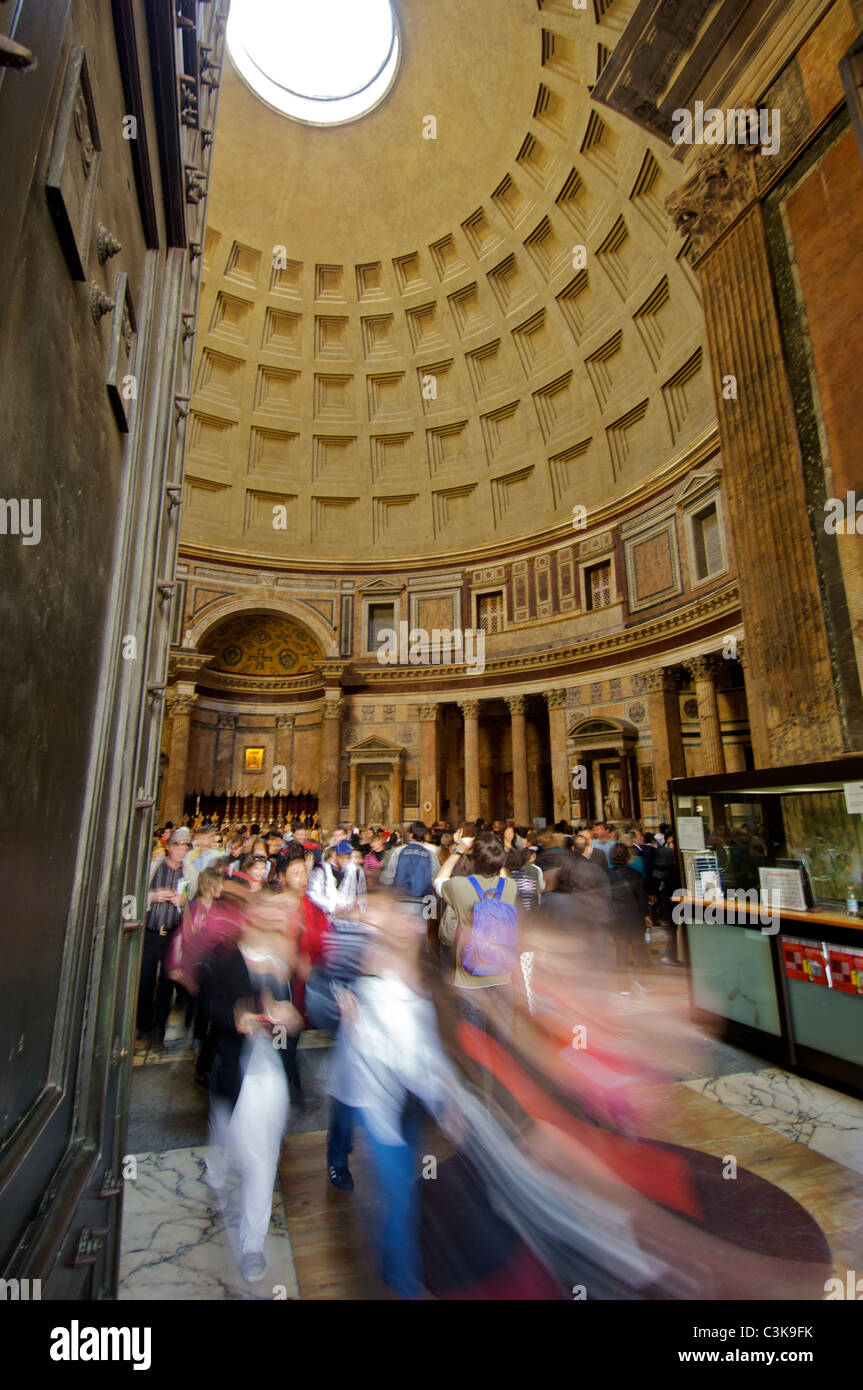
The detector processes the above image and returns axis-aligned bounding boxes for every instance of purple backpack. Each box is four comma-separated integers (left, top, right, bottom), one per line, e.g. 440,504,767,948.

461,876,518,977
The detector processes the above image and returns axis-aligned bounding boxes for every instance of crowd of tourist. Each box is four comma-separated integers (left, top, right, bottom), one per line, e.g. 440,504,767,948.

136,809,796,1300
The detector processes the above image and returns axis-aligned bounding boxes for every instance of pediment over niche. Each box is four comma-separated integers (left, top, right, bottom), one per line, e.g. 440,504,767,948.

674,466,721,506
357,576,406,597
569,716,638,746
347,734,404,758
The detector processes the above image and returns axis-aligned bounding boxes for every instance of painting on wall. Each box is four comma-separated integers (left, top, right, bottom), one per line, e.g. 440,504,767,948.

244,746,264,773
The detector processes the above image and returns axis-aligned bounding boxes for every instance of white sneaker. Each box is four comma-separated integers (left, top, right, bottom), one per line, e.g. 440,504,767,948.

241,1251,267,1284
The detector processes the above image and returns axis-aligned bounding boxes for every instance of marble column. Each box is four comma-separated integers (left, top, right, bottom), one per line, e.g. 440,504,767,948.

164,685,197,824
391,757,403,828
618,752,632,818
545,689,569,823
318,696,345,833
687,654,726,776
722,639,751,772
419,703,440,823
349,760,360,825
214,714,237,795
460,700,481,823
577,755,592,821
668,151,843,767
643,668,686,821
274,714,294,824
506,694,530,826
724,742,748,773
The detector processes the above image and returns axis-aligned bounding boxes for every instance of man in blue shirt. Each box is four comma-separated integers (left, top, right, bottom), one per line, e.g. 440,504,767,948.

591,821,618,863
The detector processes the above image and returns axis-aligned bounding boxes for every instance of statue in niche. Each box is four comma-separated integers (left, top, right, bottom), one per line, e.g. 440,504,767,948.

366,781,389,826
603,774,624,822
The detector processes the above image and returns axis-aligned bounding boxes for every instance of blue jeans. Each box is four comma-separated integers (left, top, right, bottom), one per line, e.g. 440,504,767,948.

327,1097,354,1170
363,1105,424,1299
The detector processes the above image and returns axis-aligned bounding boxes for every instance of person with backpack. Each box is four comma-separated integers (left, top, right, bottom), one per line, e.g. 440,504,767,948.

439,830,519,1043
381,821,438,913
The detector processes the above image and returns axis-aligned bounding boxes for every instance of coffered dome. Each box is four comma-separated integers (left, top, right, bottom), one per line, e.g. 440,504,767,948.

183,0,715,565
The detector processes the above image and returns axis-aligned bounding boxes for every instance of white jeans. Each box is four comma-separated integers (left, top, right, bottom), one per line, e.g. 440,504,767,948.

207,1033,289,1255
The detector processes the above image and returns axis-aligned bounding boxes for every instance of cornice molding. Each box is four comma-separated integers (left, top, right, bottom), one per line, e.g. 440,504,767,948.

186,584,739,696
347,582,740,686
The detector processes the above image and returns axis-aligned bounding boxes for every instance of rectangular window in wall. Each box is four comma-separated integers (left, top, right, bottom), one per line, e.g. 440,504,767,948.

692,502,723,581
367,602,395,652
586,561,611,611
477,590,504,634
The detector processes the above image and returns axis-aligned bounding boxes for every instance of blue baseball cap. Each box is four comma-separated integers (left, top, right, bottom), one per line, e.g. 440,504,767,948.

335,839,354,855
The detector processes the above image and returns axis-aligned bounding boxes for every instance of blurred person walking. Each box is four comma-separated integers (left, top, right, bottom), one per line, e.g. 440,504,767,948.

608,843,652,996
328,888,458,1298
137,828,192,1048
198,884,303,1283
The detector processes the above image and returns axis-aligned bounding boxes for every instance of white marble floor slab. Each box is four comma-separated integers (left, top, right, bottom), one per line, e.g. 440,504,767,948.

683,1068,863,1175
118,1146,300,1301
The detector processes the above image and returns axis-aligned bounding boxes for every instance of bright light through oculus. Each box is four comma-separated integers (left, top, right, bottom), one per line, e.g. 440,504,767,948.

227,0,400,125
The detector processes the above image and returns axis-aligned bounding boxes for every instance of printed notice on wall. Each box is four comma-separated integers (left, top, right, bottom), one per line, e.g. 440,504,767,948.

843,781,863,814
676,816,705,851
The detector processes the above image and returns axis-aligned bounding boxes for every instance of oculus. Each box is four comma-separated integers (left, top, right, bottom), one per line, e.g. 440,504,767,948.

227,0,400,126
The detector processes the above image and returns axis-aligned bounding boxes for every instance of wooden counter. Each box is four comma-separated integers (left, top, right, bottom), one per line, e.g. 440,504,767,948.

671,892,863,934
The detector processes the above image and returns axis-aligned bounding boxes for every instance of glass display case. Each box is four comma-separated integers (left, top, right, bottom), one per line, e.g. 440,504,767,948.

670,757,863,1097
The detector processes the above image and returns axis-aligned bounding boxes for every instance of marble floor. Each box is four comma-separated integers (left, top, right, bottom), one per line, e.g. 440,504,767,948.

119,993,863,1300
118,1146,300,1301
683,1068,863,1176
637,1083,863,1282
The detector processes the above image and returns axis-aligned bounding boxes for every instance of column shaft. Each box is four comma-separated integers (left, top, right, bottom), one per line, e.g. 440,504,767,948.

507,696,529,825
164,686,197,824
460,701,481,823
214,715,236,795
644,669,686,821
391,761,403,827
545,691,569,824
318,697,344,833
688,656,726,776
619,753,632,819
699,206,843,765
419,704,440,823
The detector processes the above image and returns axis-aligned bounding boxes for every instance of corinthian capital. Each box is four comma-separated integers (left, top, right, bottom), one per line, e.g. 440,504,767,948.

276,713,295,731
419,703,439,721
459,700,481,720
686,653,723,684
505,694,526,716
323,697,346,721
642,667,680,694
544,689,567,709
166,688,197,718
